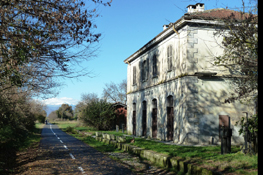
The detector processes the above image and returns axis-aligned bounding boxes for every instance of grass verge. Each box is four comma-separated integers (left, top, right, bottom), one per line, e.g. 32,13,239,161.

127,137,258,174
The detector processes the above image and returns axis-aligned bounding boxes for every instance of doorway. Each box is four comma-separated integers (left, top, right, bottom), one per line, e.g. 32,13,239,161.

167,96,174,141
132,103,136,136
142,101,147,136
152,99,157,138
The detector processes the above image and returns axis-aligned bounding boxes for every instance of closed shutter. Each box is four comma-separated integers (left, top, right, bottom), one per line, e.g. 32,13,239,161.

133,66,136,85
146,58,149,80
140,61,143,82
153,54,157,76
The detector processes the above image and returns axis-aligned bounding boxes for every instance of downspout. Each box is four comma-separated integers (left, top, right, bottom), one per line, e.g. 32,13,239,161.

173,24,181,72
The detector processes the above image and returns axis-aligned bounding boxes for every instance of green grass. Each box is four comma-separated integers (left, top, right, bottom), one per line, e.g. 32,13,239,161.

126,137,258,173
69,132,124,153
17,123,44,151
52,121,78,129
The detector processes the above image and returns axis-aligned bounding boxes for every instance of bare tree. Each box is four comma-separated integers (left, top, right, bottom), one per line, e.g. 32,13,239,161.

81,92,99,104
102,79,127,104
0,0,112,98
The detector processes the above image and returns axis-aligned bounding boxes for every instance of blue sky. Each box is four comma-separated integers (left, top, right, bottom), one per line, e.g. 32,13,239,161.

40,0,254,106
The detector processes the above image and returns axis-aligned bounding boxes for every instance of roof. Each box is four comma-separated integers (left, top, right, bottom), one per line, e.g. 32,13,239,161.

124,8,257,63
111,102,127,109
184,8,253,21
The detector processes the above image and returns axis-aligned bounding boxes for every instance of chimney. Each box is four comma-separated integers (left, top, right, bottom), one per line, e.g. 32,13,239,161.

163,24,169,31
187,3,204,13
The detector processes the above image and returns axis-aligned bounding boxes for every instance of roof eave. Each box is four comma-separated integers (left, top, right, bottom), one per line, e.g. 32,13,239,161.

124,17,187,64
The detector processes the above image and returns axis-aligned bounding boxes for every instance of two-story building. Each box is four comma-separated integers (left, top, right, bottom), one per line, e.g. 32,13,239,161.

124,3,254,145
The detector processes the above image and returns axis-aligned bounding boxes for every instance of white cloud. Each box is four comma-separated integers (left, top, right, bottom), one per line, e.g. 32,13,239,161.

42,97,79,105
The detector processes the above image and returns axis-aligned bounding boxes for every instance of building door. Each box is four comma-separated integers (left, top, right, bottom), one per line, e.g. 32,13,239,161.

142,101,147,136
167,95,174,141
142,110,147,136
152,108,157,138
167,107,174,141
133,111,136,136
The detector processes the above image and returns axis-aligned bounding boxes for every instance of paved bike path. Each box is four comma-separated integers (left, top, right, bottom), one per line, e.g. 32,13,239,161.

38,123,135,175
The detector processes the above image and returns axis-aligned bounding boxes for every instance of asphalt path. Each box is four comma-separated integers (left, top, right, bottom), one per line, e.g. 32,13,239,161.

38,123,135,175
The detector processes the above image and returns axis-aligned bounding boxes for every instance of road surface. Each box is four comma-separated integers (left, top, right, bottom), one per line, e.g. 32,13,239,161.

36,123,135,175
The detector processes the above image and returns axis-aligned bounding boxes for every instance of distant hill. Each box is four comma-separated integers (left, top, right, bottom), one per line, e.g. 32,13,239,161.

45,104,76,117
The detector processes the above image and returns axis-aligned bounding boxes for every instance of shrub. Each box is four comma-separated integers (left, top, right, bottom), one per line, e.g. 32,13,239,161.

65,126,78,134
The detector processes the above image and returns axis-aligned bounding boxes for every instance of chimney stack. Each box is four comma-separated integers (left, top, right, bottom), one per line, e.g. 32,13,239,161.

187,3,204,13
163,24,169,31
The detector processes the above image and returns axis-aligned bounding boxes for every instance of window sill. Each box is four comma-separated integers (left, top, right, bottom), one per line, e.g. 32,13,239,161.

152,75,158,79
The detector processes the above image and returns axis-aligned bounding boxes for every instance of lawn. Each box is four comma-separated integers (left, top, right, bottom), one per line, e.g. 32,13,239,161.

127,137,257,174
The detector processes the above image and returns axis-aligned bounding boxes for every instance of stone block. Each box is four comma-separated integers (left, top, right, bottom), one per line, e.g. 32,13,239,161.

102,133,106,139
170,157,179,171
116,136,126,143
153,153,170,168
179,161,188,173
95,132,102,137
132,147,144,156
110,140,117,147
106,134,111,140
201,168,213,175
109,134,115,140
121,144,129,151
117,142,122,149
191,165,203,175
143,150,155,163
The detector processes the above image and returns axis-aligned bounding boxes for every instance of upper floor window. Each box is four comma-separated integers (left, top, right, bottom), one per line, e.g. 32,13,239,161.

141,59,148,81
152,54,158,77
133,66,136,85
167,45,173,71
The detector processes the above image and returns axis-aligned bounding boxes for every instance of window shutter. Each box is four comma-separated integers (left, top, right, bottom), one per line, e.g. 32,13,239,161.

146,58,149,80
172,46,175,70
170,45,173,70
133,66,136,85
153,54,156,76
140,61,143,82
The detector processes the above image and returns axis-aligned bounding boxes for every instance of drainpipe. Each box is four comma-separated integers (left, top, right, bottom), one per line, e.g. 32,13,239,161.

173,24,181,70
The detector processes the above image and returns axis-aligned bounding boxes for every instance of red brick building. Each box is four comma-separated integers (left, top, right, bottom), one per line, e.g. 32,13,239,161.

112,102,127,130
